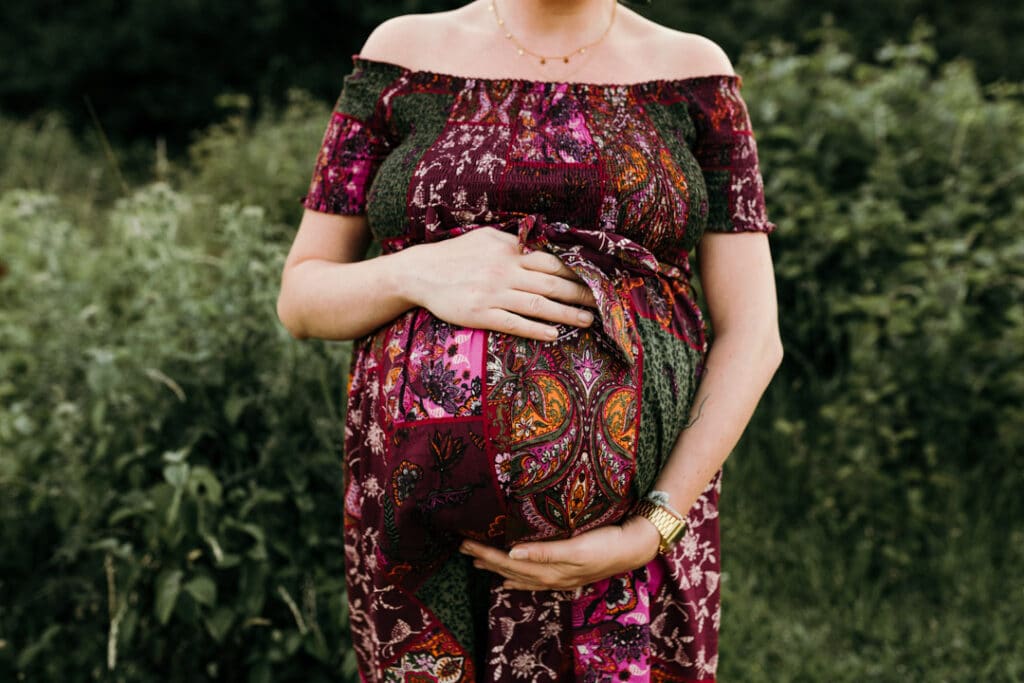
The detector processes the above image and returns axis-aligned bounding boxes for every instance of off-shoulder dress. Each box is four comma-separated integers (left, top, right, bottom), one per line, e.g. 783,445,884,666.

299,53,777,683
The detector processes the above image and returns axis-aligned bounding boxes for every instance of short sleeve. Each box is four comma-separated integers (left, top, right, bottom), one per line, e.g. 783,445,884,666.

299,56,397,216
689,76,777,234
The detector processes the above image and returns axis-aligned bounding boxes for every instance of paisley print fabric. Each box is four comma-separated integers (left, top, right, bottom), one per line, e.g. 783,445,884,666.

300,54,776,682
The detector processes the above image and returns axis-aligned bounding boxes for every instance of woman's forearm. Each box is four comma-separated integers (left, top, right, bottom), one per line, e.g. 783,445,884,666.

651,329,784,515
278,224,605,344
276,245,427,341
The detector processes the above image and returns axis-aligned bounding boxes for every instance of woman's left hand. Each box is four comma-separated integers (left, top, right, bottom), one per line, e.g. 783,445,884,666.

459,515,663,591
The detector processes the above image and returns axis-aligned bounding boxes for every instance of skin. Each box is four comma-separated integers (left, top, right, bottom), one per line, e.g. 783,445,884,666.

276,0,783,593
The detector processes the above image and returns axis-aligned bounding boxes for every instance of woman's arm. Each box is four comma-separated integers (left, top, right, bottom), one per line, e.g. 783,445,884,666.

276,209,599,342
276,211,414,340
646,230,783,530
460,230,783,589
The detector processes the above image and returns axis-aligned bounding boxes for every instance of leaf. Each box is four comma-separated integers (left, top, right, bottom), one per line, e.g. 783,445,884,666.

166,487,184,527
238,487,286,519
163,462,190,489
155,569,183,625
282,630,303,656
120,607,139,646
341,649,359,680
109,490,158,525
87,537,135,561
188,465,223,505
184,575,217,606
240,562,269,615
205,606,235,643
162,447,190,464
224,393,251,424
15,624,61,668
224,519,268,560
113,448,146,472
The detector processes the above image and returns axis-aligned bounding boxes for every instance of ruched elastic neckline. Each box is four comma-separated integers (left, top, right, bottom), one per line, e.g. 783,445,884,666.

350,54,743,97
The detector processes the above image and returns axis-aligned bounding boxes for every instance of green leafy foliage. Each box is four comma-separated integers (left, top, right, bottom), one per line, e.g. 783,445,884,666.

1,28,1022,681
712,30,1024,680
0,111,124,221
0,184,353,681
174,89,334,232
1,1,1020,160
733,28,1024,580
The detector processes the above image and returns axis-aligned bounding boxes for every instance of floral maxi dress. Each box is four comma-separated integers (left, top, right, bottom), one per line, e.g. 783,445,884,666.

299,54,777,683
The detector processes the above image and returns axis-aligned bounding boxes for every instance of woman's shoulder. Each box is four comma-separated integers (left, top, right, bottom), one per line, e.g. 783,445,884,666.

357,7,479,70
621,12,736,81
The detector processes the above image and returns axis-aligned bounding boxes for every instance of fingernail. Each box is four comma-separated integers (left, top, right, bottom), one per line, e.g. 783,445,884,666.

459,542,472,554
577,310,593,325
509,547,528,560
547,327,559,339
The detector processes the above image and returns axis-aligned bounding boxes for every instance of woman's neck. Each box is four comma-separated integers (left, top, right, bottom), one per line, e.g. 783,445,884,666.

490,0,615,44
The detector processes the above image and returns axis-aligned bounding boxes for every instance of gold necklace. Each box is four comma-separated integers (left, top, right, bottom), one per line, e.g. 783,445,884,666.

488,0,617,66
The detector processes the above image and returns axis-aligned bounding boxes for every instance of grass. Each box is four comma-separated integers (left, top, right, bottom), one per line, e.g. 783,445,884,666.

719,442,1024,682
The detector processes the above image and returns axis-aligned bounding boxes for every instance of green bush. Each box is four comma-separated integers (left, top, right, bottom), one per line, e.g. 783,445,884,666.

737,23,1024,585
0,185,357,681
0,90,331,240
0,111,123,223
175,89,334,233
714,25,1024,680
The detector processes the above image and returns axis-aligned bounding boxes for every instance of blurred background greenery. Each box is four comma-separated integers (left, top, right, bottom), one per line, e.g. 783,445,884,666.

2,0,1022,173
1,1,1022,681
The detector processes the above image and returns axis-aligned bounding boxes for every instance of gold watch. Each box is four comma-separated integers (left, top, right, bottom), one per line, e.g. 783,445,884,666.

632,498,687,554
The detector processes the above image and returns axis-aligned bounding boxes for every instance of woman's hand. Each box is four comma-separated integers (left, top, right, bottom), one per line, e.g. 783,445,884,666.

402,227,598,341
459,515,663,591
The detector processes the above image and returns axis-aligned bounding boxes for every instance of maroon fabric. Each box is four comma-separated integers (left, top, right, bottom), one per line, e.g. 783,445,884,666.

301,55,777,682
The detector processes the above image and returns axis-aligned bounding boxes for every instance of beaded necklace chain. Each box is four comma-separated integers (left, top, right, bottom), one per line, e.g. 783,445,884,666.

488,0,617,65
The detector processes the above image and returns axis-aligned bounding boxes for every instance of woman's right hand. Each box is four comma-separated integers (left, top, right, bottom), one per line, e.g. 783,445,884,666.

401,226,599,342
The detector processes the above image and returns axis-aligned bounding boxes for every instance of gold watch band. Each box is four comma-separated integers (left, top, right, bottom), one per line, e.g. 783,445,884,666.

632,499,687,553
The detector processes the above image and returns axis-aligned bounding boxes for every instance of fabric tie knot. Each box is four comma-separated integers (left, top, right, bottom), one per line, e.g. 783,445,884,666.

384,208,685,366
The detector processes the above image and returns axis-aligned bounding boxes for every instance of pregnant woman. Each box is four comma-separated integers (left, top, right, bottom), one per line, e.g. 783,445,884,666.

276,0,783,680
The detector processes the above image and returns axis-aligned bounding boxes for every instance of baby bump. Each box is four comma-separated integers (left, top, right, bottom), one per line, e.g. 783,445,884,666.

484,322,642,543
363,306,641,565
